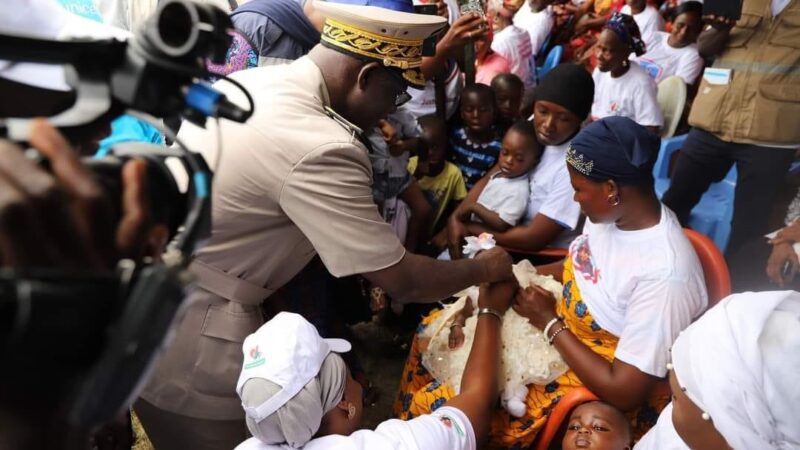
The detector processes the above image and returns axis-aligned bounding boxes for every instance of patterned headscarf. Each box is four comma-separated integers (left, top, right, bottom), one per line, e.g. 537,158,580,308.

605,11,647,56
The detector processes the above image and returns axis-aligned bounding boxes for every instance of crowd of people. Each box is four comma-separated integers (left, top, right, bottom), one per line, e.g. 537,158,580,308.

1,0,799,449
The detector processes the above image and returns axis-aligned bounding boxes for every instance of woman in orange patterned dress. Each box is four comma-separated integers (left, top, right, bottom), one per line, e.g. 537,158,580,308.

395,117,709,449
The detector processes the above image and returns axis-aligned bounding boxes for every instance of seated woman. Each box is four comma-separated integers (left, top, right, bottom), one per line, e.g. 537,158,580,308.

591,12,663,135
396,116,708,449
439,63,594,258
234,253,517,450
632,1,704,86
635,291,800,449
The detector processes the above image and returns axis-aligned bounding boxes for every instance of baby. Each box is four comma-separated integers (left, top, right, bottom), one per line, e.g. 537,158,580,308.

466,119,542,232
421,259,567,417
562,401,632,450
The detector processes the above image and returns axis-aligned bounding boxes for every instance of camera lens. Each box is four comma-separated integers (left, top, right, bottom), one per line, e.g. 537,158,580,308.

150,0,200,58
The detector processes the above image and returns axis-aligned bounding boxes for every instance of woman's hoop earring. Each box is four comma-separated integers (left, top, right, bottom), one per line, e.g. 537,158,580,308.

348,403,356,420
607,194,621,206
622,59,629,67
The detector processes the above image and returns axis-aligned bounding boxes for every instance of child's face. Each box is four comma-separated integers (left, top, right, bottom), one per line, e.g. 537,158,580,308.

421,126,447,165
498,130,540,178
562,402,631,450
494,82,522,121
460,91,495,135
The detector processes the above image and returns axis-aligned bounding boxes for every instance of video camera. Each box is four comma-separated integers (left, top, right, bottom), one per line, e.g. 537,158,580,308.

0,0,251,430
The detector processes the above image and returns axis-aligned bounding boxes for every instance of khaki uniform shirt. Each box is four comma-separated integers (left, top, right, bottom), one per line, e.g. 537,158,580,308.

140,57,405,419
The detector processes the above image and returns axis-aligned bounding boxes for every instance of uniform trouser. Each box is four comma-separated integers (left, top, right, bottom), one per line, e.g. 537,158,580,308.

134,399,248,450
662,127,795,257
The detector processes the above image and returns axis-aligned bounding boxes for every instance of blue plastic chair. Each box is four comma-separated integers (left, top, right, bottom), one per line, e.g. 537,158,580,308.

652,134,737,251
536,45,563,84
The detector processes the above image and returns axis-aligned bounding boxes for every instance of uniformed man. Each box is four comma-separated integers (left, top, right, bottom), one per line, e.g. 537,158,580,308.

135,2,513,449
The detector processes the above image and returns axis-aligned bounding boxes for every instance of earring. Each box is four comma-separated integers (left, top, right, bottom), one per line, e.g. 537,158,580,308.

666,363,674,370
622,59,629,67
701,412,711,421
607,194,621,206
347,403,356,420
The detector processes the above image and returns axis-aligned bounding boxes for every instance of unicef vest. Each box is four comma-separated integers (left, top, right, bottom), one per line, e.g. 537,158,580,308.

689,0,800,145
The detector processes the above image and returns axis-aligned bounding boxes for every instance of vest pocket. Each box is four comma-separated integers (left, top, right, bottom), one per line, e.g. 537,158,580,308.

727,14,762,48
194,304,263,397
688,79,731,133
748,81,800,143
768,11,800,49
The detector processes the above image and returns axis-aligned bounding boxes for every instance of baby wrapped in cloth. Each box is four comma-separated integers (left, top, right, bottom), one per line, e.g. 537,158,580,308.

419,258,568,417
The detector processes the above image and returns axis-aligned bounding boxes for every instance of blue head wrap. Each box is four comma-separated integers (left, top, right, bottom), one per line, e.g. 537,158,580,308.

605,11,647,56
567,116,660,186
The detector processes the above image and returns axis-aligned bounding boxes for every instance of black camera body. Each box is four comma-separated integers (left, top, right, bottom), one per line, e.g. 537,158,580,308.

0,0,242,430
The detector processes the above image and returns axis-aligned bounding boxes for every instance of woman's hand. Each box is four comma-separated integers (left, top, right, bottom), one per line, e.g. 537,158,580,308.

767,242,800,287
447,214,469,259
512,284,558,330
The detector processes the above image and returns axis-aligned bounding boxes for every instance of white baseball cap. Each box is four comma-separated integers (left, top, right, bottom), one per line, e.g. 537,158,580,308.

236,312,351,422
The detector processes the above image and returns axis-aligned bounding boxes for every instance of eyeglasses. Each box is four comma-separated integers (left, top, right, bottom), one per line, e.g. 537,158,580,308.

382,67,412,107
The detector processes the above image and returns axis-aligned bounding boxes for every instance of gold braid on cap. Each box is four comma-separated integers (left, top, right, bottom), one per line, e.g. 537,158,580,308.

322,19,425,85
566,145,594,176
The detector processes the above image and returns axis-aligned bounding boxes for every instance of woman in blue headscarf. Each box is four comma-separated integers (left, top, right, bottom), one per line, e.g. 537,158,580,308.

397,117,708,448
590,12,663,135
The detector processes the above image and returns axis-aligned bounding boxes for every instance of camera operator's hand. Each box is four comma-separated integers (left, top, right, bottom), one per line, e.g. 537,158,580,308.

0,120,150,270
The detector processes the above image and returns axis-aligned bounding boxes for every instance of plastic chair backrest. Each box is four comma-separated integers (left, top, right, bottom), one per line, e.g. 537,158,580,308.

538,45,563,81
652,134,688,180
532,229,731,450
656,76,687,138
683,228,731,307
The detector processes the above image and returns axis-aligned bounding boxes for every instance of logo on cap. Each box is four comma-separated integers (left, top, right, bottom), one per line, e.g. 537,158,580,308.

245,346,265,369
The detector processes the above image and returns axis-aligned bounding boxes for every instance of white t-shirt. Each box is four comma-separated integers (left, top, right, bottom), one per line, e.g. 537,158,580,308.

524,142,582,248
569,204,707,377
475,172,531,226
632,31,704,85
620,4,664,50
491,25,532,85
591,64,664,128
397,63,462,137
234,406,476,450
513,4,553,57
634,403,689,450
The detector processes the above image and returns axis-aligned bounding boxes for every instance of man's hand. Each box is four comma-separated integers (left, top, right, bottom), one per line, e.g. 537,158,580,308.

475,247,513,284
703,14,737,31
771,221,800,246
439,13,488,56
0,120,150,270
767,242,800,287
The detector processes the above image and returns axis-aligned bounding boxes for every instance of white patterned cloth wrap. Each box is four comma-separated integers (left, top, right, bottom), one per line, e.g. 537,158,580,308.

420,260,568,417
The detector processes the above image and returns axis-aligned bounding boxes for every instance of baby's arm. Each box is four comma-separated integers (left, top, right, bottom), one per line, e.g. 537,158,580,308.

448,297,476,349
470,203,513,232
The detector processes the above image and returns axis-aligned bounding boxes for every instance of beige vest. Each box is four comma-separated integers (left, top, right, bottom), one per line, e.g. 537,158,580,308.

689,0,800,146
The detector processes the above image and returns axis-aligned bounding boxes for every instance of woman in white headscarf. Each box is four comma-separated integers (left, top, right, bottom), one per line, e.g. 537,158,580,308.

635,290,800,450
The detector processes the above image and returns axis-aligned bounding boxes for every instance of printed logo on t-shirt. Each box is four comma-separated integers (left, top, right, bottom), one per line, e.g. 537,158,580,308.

637,59,663,82
607,101,622,115
436,414,465,437
245,346,265,369
571,235,600,284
